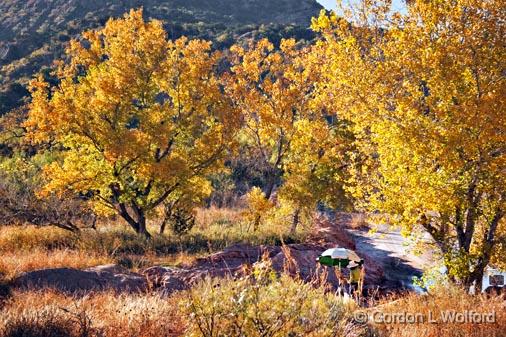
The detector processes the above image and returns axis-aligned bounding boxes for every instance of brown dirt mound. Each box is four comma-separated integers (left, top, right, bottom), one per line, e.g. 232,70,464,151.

13,264,146,294
143,240,384,295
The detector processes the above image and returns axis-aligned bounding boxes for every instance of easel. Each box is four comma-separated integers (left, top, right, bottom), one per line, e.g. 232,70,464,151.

336,265,347,297
358,265,365,303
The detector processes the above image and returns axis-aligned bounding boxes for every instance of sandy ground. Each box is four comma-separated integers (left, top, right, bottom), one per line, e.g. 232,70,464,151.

333,213,436,291
349,225,435,291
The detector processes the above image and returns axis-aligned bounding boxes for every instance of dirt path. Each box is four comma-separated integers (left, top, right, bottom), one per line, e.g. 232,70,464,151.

334,213,435,291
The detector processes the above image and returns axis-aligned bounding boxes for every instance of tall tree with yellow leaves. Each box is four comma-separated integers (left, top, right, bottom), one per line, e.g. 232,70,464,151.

225,39,316,200
25,10,239,238
225,39,348,232
313,0,505,287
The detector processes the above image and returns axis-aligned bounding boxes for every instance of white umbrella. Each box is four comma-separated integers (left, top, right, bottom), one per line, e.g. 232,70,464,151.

317,247,362,267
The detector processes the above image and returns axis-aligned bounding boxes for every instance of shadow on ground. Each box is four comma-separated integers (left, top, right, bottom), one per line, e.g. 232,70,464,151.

349,227,425,290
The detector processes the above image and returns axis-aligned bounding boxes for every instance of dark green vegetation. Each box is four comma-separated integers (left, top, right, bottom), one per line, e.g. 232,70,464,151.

0,0,323,115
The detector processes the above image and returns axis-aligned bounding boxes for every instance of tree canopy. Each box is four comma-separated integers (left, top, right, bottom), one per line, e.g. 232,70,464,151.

225,38,349,231
1,0,503,288
312,0,505,287
25,10,240,238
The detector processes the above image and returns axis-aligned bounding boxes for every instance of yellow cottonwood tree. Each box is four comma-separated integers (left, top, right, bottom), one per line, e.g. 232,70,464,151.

225,39,348,231
280,118,352,233
25,10,239,238
225,39,316,199
313,0,505,287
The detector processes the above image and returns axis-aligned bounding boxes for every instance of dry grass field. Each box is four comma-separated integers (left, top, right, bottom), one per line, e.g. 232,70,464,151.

1,209,505,337
0,207,305,280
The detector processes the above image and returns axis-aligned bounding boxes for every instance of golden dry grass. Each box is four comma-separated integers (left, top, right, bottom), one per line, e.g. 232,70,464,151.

194,206,243,230
369,286,506,337
0,262,365,337
0,249,113,280
0,290,185,337
6,271,501,337
0,226,79,252
3,210,502,337
0,207,306,283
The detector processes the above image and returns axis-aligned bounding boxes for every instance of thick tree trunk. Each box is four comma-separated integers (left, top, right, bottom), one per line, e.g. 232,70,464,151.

289,208,301,235
264,175,276,200
469,262,487,292
467,208,504,291
116,203,152,239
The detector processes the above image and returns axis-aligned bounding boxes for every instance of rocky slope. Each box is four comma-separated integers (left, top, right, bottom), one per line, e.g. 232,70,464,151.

0,0,323,114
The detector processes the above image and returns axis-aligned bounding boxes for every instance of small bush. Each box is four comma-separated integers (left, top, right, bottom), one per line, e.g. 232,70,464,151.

182,260,367,337
168,209,196,235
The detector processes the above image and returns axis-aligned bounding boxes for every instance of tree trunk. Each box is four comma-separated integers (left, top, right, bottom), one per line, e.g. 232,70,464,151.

253,214,261,232
289,208,301,235
469,262,487,292
249,164,281,233
264,175,276,200
160,202,176,234
250,174,277,232
137,216,151,239
160,218,168,234
116,203,152,239
467,208,504,292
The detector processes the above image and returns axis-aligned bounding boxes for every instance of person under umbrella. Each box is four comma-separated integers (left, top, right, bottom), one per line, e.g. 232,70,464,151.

316,247,364,297
348,261,364,298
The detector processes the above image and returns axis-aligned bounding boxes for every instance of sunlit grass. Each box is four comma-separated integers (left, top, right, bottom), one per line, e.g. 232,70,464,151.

0,250,113,280
0,290,185,337
0,207,308,280
370,286,506,337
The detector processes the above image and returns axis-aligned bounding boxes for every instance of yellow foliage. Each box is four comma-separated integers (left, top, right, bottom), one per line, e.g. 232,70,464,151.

226,37,350,231
243,187,274,228
24,9,240,237
225,39,323,197
313,0,505,285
